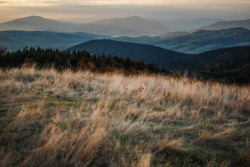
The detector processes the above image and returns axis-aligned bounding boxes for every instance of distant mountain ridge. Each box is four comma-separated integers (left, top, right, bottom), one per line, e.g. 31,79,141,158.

0,16,77,32
0,16,172,36
1,27,250,54
114,28,250,54
77,16,172,36
0,30,108,51
1,16,249,37
67,39,193,67
162,18,226,31
155,27,250,53
195,19,250,31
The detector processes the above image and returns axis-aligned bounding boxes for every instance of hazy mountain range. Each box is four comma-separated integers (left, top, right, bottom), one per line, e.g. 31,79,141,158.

1,16,250,37
76,16,172,36
114,28,250,54
0,31,108,51
196,19,250,31
0,16,172,36
161,18,226,31
1,28,250,54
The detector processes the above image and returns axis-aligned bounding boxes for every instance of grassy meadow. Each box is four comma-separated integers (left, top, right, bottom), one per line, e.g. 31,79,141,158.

0,67,250,166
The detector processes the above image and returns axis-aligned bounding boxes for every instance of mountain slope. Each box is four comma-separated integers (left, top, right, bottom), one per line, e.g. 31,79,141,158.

67,39,192,67
196,19,250,31
0,31,107,51
0,16,77,32
77,16,172,36
169,46,250,84
114,28,250,54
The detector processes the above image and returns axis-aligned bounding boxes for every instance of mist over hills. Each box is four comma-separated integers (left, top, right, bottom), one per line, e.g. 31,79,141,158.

0,16,172,36
162,18,226,31
114,28,250,54
67,39,193,67
195,19,250,31
0,31,108,51
1,27,250,55
155,28,250,54
1,15,249,37
77,16,172,36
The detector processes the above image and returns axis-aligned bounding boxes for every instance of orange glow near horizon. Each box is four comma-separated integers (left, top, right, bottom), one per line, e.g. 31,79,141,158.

1,0,250,6
0,0,249,21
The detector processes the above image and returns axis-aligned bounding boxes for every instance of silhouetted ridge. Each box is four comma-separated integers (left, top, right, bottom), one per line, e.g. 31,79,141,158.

67,39,192,67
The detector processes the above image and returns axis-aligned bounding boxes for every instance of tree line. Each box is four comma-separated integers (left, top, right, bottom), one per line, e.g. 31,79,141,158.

1,46,249,85
0,47,169,75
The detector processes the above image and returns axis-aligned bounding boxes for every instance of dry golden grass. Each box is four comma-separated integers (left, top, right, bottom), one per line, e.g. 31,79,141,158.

134,153,151,167
158,135,184,152
0,67,250,166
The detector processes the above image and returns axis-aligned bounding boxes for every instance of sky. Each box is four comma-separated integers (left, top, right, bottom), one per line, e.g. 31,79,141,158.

0,0,250,23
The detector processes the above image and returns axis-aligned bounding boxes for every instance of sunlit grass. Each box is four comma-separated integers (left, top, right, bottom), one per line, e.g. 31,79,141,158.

0,67,249,166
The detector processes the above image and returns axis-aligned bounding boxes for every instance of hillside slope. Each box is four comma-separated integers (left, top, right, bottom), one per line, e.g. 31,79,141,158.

67,39,192,67
169,46,250,84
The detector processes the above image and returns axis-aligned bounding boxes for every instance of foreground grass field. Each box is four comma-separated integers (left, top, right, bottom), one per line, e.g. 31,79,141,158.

0,67,250,166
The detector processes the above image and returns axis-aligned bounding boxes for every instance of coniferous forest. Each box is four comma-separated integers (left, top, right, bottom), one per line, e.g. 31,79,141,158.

0,47,167,74
169,46,250,85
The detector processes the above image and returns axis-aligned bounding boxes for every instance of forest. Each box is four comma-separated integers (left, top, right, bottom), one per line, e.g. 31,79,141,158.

0,46,167,75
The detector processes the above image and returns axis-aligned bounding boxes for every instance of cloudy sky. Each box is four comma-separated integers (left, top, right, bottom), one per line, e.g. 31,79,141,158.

0,0,250,23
